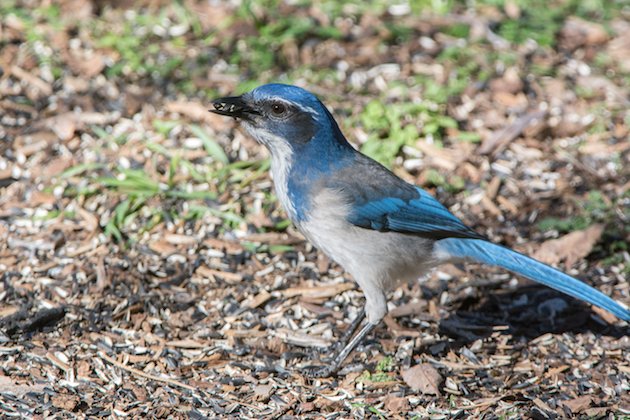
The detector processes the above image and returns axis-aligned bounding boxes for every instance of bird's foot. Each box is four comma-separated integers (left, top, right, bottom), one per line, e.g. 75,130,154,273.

300,363,337,378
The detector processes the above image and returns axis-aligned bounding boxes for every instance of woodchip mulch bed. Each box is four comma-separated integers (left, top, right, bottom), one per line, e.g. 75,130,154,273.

1,1,628,418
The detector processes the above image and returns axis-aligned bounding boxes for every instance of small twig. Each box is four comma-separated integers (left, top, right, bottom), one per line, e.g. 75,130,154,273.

97,351,196,391
478,110,547,156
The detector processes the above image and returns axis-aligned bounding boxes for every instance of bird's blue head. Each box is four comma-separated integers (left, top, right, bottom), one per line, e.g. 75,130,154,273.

211,84,356,220
211,84,349,158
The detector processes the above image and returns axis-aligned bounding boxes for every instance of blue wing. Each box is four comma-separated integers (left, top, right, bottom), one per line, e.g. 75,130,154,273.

328,154,484,240
348,187,484,240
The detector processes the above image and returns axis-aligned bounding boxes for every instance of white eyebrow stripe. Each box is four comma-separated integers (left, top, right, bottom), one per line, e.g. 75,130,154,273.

294,103,321,120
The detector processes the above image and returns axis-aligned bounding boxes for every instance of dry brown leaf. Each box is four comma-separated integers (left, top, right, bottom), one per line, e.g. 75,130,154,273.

401,363,442,395
562,395,593,414
383,394,410,413
532,224,604,269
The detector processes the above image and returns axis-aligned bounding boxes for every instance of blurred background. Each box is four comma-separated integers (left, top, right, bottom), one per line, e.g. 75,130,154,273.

1,0,629,417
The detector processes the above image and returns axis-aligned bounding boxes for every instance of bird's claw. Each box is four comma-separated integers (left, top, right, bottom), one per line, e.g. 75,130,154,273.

300,364,336,378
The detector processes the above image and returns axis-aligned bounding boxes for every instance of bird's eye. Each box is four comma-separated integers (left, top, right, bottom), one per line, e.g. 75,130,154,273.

270,102,287,116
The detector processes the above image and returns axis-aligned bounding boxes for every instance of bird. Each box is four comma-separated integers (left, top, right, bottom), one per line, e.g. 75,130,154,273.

210,83,630,377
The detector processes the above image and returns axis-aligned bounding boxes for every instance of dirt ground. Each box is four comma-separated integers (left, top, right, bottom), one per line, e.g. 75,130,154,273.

1,0,629,418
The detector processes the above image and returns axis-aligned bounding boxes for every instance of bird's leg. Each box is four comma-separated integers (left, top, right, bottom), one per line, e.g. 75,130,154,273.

302,320,378,378
335,308,366,350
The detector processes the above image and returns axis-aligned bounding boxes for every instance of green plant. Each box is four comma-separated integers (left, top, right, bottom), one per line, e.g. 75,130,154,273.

357,355,396,383
358,99,458,166
537,190,610,233
424,169,466,193
229,2,343,75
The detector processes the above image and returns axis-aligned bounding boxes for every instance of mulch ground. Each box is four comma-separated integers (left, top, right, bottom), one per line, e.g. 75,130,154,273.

1,0,629,418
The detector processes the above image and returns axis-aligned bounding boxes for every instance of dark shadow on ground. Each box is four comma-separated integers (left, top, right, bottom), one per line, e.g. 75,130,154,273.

423,285,628,357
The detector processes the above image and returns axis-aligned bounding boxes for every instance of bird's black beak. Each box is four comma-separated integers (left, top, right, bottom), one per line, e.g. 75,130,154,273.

209,96,259,120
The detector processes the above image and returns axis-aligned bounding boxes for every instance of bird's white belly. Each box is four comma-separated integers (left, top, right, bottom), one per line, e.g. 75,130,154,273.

297,189,437,292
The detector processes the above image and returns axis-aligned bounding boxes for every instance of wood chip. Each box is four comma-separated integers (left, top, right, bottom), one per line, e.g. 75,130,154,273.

98,352,195,391
165,339,207,349
281,283,354,299
10,65,53,96
242,290,272,309
272,328,329,348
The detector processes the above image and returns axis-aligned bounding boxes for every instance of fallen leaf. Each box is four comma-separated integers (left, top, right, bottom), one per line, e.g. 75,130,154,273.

532,224,604,269
562,395,593,414
383,394,410,413
401,363,442,395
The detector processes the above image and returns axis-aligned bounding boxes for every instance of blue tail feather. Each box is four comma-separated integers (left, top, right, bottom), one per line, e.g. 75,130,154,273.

435,238,630,322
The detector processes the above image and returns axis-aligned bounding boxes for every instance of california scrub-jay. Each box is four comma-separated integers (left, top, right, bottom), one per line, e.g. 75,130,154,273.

211,83,629,377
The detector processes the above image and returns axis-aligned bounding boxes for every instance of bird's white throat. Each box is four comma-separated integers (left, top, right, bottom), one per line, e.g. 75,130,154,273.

244,125,297,221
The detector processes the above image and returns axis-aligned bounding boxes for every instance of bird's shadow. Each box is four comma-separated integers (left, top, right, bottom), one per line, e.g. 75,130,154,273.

420,285,627,357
